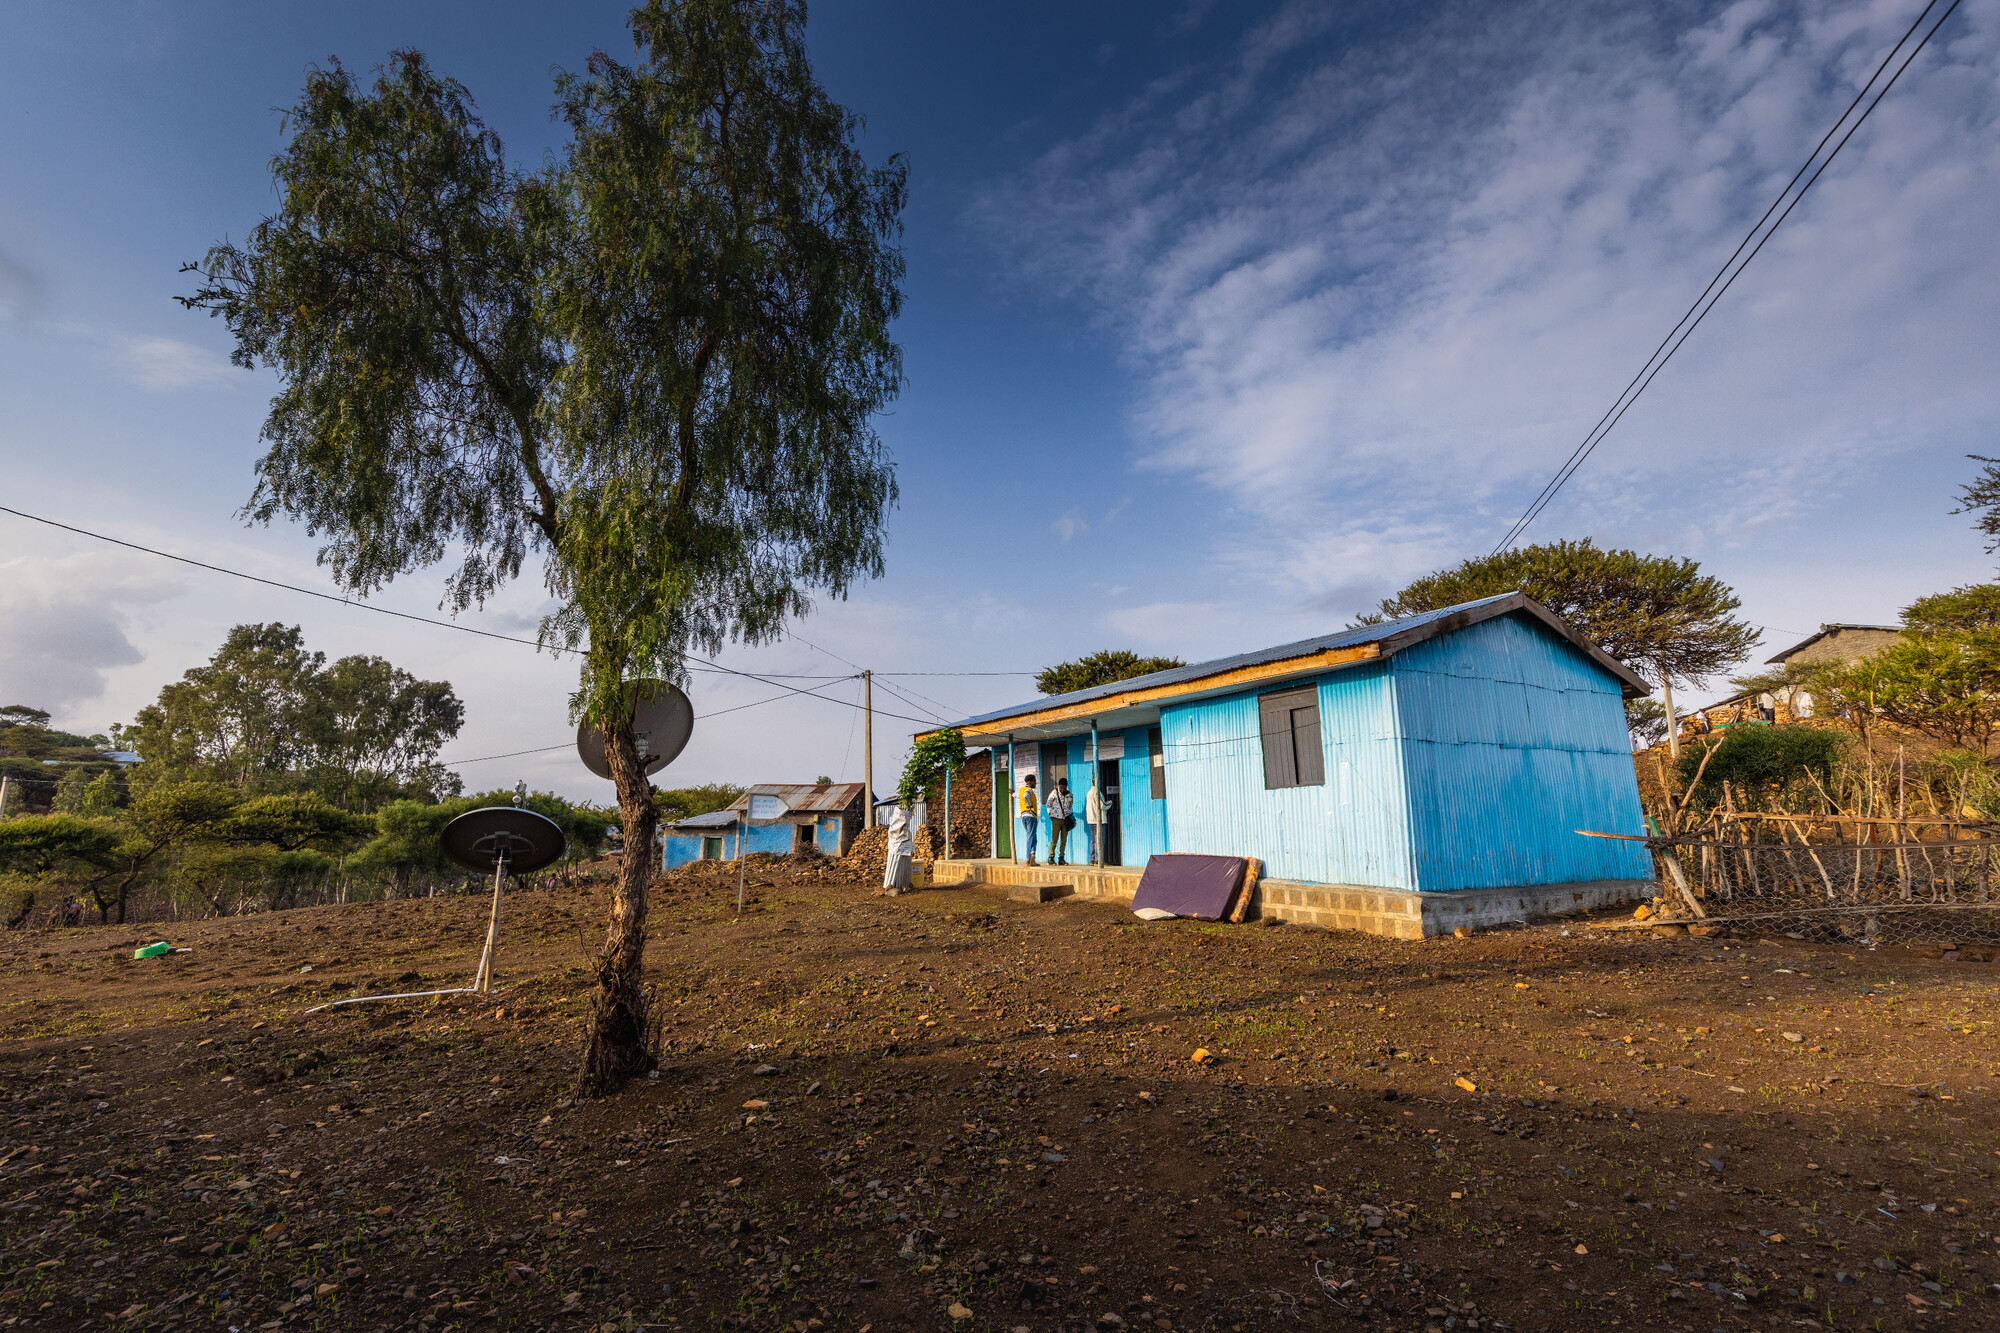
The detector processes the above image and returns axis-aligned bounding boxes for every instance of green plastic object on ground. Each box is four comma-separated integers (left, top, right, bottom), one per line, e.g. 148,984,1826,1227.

133,941,172,960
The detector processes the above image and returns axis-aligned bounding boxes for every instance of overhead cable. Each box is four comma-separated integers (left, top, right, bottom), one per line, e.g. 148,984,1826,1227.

0,503,939,727
1491,0,1963,554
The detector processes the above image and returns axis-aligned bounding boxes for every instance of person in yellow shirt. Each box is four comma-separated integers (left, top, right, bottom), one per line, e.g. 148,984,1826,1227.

1016,773,1040,866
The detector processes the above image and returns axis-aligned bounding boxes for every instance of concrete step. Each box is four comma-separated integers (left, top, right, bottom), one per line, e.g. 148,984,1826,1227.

1008,882,1074,904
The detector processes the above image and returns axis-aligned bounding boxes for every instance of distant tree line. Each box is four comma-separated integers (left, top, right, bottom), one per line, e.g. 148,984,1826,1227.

0,626,611,927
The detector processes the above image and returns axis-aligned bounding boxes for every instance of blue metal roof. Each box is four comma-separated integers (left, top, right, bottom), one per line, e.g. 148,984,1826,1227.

934,592,1647,738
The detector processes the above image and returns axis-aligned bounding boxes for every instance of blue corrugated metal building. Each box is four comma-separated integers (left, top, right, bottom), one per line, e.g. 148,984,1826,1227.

662,782,865,871
930,593,1652,892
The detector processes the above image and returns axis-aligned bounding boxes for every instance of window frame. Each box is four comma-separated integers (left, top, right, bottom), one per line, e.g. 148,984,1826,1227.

1258,685,1325,790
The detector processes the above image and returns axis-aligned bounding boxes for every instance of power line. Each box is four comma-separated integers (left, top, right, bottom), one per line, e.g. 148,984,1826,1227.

1491,0,1963,554
0,503,940,728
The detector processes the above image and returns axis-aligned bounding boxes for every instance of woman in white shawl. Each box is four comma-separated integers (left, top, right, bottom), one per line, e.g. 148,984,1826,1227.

881,803,915,895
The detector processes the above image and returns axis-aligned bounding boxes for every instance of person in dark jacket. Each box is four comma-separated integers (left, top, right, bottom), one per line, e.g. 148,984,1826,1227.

1045,778,1075,866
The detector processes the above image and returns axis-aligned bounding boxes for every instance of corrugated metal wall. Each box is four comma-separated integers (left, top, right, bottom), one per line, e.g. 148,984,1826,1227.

1160,660,1415,887
1392,614,1650,889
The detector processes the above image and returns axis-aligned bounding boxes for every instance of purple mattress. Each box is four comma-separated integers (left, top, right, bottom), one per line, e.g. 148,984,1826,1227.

1130,854,1249,921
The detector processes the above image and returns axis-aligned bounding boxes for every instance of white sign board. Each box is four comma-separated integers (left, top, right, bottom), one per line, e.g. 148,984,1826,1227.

746,793,788,822
1093,736,1125,761
1013,742,1040,783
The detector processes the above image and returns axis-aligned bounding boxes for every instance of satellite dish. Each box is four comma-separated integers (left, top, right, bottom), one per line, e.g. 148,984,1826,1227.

440,807,567,875
577,680,694,780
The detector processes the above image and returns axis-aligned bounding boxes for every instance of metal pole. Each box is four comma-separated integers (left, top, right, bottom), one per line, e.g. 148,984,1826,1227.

1090,720,1101,868
863,670,874,829
473,851,507,994
737,817,747,916
1007,734,1017,864
942,763,952,863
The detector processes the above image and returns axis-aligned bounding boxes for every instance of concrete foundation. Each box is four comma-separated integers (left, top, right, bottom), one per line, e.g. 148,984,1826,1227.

931,858,1652,940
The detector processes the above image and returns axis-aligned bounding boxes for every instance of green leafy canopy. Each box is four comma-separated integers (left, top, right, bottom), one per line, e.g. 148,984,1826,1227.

1036,651,1186,697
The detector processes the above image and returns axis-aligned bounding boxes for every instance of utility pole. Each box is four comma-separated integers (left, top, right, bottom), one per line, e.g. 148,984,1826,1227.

862,669,874,829
0,774,9,818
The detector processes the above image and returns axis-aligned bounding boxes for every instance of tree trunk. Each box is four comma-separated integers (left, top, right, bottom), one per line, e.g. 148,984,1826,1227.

581,714,659,1094
1659,663,1679,760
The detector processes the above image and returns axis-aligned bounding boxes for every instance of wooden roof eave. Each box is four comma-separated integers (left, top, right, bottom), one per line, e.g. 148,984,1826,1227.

944,642,1385,747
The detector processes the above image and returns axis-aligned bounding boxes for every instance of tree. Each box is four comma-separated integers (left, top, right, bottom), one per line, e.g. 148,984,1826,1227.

130,623,322,788
656,783,744,823
0,815,121,928
1903,583,2000,633
1820,633,2000,753
51,768,120,817
186,4,905,1091
1035,651,1186,696
129,624,462,805
1952,454,2000,555
1365,539,1759,756
305,653,466,807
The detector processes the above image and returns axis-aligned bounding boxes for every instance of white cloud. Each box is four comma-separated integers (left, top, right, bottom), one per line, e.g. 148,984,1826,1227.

114,335,236,390
982,0,2000,604
0,551,183,718
1052,509,1087,541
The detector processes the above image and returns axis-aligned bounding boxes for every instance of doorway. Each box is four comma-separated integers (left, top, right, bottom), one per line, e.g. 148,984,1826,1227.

1045,747,1068,864
992,751,1012,860
1097,758,1121,866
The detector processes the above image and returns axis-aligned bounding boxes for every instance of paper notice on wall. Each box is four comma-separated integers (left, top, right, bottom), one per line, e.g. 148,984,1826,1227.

1093,737,1125,761
1013,742,1039,783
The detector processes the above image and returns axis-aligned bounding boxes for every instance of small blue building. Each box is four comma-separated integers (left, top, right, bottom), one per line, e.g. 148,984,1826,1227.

931,593,1653,894
662,782,865,871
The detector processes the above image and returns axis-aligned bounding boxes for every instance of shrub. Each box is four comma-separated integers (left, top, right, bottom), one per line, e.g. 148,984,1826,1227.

1677,725,1846,810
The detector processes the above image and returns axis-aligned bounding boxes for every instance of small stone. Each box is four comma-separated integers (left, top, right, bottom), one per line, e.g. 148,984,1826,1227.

1632,904,1654,921
1096,1316,1127,1330
1573,1244,1588,1256
1872,1256,1898,1273
1190,1048,1212,1064
947,1303,973,1320
755,1063,779,1075
1781,1032,1803,1043
741,1099,770,1110
1453,926,1473,939
1454,1077,1478,1093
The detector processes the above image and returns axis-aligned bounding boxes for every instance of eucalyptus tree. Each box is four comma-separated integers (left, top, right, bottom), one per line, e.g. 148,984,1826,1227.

185,0,906,1089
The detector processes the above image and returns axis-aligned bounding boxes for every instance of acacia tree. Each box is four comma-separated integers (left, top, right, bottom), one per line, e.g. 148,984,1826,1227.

1365,539,1759,754
185,1,905,1091
1035,650,1186,696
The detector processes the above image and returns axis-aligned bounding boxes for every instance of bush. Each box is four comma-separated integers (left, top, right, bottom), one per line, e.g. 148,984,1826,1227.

1677,725,1847,810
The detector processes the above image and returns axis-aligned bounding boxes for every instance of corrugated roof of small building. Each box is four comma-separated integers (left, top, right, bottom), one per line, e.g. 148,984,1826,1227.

932,592,1647,741
725,782,865,815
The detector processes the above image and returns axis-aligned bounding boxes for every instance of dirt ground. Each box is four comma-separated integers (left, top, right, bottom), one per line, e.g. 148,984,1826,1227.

1,862,1996,1333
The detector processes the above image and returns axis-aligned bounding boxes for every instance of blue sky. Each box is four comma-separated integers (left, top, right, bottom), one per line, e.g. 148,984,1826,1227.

3,0,1997,801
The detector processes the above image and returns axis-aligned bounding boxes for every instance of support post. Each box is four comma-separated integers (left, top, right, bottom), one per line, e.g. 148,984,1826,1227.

942,763,952,862
737,818,747,916
1659,661,1679,759
863,669,874,829
1007,735,1017,864
1090,720,1101,868
472,851,508,994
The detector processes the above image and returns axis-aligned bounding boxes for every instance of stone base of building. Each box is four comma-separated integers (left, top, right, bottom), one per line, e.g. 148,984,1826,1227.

929,858,1652,940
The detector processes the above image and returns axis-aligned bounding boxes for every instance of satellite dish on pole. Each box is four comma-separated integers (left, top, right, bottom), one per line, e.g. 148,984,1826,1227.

440,807,568,875
577,680,694,781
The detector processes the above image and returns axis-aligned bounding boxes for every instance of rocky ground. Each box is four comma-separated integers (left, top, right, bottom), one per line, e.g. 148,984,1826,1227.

1,861,1996,1333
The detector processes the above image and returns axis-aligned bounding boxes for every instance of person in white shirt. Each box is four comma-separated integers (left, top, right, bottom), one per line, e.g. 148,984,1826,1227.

1085,782,1107,866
